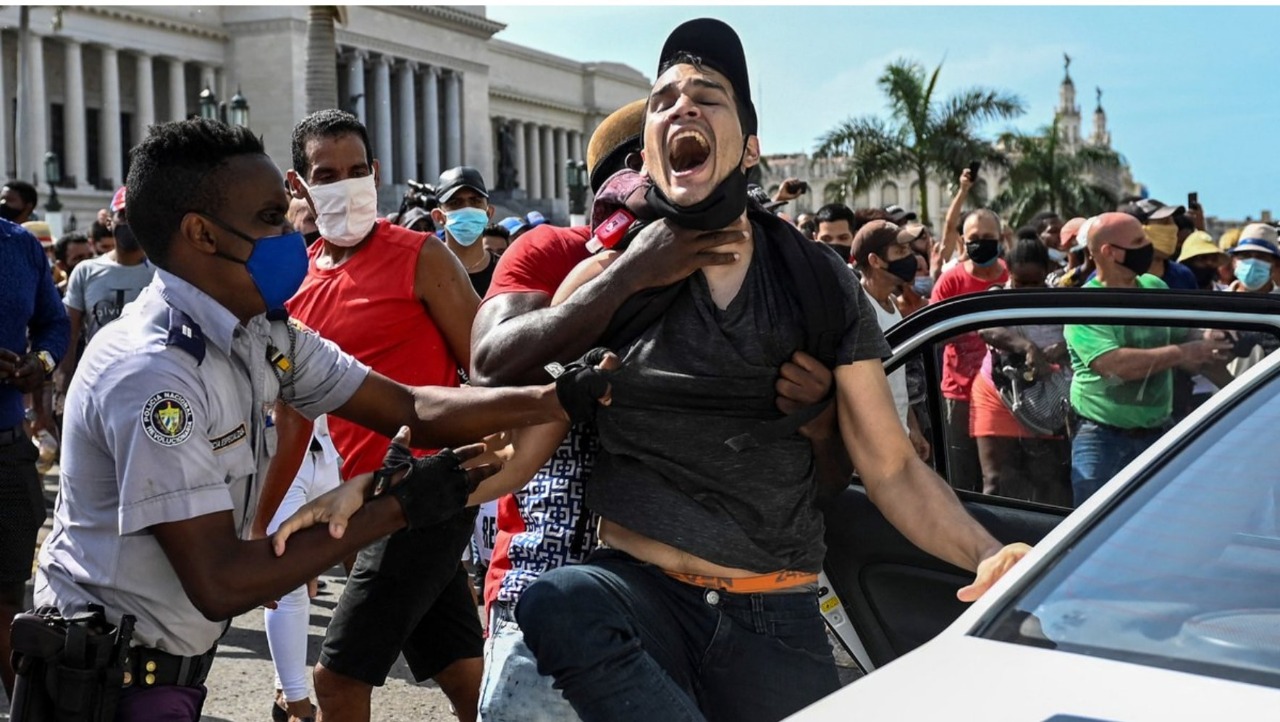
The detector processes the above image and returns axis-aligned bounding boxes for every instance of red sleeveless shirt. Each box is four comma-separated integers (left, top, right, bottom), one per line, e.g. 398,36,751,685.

287,220,459,479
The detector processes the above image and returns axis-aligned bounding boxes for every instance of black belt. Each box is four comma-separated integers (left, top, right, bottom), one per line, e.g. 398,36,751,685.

123,645,216,689
0,425,22,446
1077,416,1167,439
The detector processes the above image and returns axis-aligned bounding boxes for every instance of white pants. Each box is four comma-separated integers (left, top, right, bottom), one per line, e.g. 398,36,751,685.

263,438,342,702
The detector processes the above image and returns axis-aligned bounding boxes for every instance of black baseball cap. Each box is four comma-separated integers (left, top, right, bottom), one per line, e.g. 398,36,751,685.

1121,198,1184,223
436,166,489,203
884,204,918,224
658,18,758,135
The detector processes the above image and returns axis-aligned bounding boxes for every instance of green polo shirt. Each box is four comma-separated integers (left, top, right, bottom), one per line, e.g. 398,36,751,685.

1064,275,1186,430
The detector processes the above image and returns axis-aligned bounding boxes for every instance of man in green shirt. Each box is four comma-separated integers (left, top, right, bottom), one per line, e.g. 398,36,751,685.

1065,213,1231,505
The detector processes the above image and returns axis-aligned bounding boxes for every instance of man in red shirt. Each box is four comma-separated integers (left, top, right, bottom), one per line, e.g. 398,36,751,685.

930,208,1008,492
266,109,483,722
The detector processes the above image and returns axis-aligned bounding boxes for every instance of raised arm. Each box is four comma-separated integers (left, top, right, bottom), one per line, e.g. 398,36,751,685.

937,169,974,275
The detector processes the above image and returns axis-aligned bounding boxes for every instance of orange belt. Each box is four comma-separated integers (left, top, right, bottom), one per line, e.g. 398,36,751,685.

664,570,819,594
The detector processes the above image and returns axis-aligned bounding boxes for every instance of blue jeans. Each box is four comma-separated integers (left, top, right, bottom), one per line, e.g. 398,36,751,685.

479,605,580,722
516,549,839,722
1071,419,1163,506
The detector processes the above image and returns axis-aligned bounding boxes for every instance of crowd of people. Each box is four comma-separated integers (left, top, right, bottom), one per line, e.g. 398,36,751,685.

0,14,1270,722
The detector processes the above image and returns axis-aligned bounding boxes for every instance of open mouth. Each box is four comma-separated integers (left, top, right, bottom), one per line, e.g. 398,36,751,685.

668,130,712,176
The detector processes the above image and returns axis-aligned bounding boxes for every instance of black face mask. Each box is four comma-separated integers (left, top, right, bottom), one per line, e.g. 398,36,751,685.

885,255,919,286
304,229,322,246
1188,263,1218,289
828,244,852,263
644,144,750,232
966,237,1001,266
113,223,141,253
0,204,22,222
1117,243,1154,276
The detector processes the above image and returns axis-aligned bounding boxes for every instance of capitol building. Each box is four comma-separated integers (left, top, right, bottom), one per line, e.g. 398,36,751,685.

759,68,1142,225
0,5,651,228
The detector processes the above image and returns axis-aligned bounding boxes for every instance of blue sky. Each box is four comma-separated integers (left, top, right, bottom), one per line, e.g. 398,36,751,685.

490,5,1279,222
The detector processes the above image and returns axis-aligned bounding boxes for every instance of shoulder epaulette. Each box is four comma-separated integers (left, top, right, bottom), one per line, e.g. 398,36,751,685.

165,308,206,365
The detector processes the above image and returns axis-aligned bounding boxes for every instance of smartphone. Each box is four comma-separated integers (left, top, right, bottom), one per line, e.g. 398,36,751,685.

1188,191,1199,208
967,161,981,181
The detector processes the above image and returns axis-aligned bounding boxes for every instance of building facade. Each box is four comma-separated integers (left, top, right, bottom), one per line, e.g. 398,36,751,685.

0,5,651,228
761,67,1140,225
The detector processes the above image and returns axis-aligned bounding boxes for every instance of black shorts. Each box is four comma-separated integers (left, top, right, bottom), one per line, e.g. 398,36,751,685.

319,509,483,686
0,435,46,585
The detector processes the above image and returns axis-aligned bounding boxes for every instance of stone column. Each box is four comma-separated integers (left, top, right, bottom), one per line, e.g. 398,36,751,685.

371,55,393,187
420,65,440,182
200,64,217,95
553,127,567,201
540,125,555,203
134,52,155,145
395,61,417,183
511,119,526,196
101,46,123,189
567,130,582,164
167,57,186,121
443,70,462,169
63,39,88,188
21,31,48,183
345,50,366,124
526,122,541,199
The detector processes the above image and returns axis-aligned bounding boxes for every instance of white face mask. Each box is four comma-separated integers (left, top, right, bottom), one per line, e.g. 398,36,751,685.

303,175,378,247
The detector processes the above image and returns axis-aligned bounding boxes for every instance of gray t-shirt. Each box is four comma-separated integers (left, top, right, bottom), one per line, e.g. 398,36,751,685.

64,255,156,340
590,224,890,573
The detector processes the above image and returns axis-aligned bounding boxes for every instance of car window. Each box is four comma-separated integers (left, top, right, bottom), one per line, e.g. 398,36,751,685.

916,319,1279,509
979,368,1280,687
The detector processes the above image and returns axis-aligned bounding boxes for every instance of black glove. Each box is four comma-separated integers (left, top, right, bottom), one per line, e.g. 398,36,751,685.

545,347,614,425
372,442,472,529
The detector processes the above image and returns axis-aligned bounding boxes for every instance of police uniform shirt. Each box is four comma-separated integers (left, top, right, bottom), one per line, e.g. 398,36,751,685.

35,269,369,657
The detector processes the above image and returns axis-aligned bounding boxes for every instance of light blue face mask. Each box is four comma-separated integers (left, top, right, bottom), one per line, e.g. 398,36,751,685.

913,275,935,298
444,208,489,247
1235,257,1273,291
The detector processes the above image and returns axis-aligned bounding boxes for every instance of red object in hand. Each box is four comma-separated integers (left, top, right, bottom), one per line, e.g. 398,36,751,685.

586,209,635,253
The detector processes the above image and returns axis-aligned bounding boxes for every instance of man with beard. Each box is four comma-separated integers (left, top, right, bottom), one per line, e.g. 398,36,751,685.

514,19,1029,722
57,187,155,393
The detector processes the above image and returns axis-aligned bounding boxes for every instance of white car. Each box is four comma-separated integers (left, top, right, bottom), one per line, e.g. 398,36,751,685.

796,289,1280,721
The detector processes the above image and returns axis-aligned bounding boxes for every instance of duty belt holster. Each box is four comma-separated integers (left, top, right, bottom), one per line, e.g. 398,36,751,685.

9,605,134,722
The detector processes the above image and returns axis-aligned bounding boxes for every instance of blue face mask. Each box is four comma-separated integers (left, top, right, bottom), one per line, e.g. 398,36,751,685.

444,208,489,247
204,214,309,311
912,274,935,298
1234,257,1273,291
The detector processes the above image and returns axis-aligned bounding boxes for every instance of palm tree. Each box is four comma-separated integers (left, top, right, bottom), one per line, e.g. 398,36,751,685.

814,59,1025,226
990,116,1125,227
305,6,342,113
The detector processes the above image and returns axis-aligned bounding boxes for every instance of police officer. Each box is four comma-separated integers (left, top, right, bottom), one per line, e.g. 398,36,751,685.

30,119,600,721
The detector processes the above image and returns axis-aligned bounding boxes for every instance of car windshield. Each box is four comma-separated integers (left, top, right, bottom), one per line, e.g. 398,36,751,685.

980,367,1280,688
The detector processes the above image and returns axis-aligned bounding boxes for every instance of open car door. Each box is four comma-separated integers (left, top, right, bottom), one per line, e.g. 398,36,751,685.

819,288,1280,675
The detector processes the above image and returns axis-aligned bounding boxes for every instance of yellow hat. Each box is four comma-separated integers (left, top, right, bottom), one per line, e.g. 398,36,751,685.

1177,231,1223,263
21,220,53,247
1218,227,1242,251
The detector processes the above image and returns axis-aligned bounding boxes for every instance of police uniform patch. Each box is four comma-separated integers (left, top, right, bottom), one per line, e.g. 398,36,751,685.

142,391,194,447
